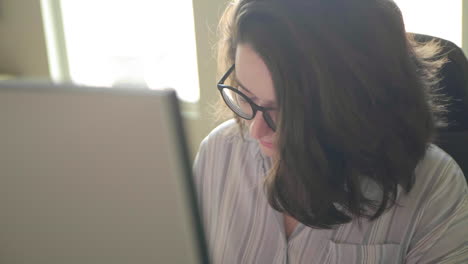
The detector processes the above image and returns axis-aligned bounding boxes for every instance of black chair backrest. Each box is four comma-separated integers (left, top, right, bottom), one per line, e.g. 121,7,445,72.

412,33,468,181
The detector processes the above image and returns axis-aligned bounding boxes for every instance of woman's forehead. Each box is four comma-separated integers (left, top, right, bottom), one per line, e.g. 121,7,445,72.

235,44,276,105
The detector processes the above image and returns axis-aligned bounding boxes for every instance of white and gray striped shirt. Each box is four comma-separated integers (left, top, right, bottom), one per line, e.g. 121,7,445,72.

194,120,468,264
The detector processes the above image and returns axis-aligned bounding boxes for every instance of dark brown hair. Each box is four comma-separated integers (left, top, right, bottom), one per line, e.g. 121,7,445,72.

217,0,446,228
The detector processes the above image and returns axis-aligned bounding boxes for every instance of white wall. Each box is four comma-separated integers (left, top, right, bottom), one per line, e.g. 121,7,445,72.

185,0,230,157
0,0,50,77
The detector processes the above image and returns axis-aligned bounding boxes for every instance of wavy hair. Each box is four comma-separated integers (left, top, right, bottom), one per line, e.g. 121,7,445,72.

216,0,446,228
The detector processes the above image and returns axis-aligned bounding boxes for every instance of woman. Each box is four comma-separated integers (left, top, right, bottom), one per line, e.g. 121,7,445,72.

194,0,467,263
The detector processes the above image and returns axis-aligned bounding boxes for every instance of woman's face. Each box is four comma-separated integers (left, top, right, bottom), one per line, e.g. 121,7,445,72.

235,44,277,157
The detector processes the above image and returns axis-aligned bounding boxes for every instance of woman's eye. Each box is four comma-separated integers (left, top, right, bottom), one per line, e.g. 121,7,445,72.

238,96,250,105
233,94,246,103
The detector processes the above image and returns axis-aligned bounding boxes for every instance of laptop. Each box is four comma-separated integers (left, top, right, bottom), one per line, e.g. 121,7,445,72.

0,81,209,264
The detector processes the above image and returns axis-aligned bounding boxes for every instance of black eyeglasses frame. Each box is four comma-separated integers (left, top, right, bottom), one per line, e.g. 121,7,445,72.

217,64,277,132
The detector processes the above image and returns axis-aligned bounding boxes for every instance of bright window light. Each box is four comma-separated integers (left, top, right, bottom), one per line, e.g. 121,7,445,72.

60,0,200,102
394,0,462,47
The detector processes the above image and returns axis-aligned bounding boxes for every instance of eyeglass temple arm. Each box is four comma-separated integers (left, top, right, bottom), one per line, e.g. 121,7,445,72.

218,64,236,84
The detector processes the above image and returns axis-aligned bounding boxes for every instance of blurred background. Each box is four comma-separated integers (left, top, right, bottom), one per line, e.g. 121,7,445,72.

0,0,466,159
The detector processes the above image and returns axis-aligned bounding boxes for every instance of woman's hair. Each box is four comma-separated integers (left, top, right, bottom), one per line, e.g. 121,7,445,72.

217,0,446,228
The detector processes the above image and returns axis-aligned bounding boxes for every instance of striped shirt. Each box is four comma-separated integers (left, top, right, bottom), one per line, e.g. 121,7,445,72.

193,120,468,264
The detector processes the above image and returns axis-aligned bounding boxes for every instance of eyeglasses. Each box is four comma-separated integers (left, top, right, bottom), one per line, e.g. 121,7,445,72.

217,64,277,132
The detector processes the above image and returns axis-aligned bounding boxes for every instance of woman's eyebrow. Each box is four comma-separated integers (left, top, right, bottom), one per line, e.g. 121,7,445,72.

234,76,254,95
234,75,277,107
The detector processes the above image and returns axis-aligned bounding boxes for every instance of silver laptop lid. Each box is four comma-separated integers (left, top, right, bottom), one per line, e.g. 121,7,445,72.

0,82,209,264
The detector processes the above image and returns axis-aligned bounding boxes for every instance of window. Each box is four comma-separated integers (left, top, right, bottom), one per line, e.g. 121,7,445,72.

42,0,200,103
394,0,463,47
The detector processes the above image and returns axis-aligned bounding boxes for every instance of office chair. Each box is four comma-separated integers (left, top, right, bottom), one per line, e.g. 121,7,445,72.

412,33,468,181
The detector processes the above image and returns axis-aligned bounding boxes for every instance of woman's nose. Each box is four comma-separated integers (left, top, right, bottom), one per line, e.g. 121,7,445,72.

249,112,272,140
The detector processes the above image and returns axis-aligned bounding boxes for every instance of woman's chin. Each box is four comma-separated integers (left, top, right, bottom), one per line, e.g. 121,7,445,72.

259,145,276,157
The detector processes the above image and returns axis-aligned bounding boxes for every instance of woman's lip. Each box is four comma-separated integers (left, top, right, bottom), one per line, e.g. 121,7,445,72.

260,141,273,148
